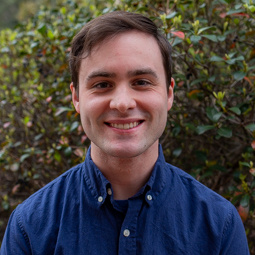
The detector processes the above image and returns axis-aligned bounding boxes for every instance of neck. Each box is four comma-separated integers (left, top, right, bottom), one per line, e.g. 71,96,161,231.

91,142,159,200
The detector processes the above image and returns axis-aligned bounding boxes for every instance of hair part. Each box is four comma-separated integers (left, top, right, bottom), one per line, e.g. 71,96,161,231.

69,11,172,94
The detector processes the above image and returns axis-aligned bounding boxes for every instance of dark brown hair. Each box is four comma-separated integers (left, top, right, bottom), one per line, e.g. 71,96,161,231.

69,11,172,93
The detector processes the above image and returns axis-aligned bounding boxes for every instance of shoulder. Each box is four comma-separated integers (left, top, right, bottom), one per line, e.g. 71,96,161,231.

161,163,249,253
0,163,85,254
162,162,238,227
165,162,230,205
16,162,84,221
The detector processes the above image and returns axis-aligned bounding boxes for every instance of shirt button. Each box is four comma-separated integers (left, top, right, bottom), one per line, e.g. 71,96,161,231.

107,188,112,196
147,194,153,201
98,196,103,203
123,229,130,237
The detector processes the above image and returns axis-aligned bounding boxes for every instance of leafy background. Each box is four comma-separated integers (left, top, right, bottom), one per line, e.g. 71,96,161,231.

0,0,254,251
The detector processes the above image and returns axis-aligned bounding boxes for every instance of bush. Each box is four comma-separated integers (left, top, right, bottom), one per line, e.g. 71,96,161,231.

0,0,254,250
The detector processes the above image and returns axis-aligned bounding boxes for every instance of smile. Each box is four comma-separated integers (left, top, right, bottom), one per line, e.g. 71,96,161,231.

108,121,142,130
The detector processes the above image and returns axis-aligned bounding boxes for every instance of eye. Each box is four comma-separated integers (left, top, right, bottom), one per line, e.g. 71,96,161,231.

93,81,112,89
132,79,152,87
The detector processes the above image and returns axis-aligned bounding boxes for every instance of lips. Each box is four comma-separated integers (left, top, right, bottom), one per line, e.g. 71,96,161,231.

106,121,143,130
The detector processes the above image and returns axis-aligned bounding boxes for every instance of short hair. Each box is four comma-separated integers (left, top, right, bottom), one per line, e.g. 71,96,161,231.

69,11,172,93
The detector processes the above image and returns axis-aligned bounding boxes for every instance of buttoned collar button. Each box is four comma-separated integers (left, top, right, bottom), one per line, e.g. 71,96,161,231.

107,188,112,196
147,194,153,201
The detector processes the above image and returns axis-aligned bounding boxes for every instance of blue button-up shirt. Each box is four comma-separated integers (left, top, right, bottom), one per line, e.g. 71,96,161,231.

0,145,250,254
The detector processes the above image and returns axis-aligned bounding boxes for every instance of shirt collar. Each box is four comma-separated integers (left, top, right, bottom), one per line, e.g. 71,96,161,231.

83,144,167,207
83,147,110,207
143,144,167,205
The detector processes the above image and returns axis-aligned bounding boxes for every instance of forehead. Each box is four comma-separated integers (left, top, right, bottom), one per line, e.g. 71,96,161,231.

80,31,165,75
91,30,158,52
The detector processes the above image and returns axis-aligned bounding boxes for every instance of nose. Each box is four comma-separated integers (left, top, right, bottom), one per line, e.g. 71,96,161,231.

109,85,136,113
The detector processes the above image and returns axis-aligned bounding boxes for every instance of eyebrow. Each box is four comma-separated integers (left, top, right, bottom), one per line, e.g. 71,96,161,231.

127,68,159,80
86,71,116,82
86,68,159,82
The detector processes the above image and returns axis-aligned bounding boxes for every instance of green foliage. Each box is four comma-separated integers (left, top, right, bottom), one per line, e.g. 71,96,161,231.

0,0,254,250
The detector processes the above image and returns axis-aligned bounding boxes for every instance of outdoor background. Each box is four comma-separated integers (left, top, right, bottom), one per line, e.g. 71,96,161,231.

0,0,254,252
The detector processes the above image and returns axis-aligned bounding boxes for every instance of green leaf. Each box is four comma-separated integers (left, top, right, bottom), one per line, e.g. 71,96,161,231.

233,71,246,81
31,42,39,48
190,35,201,43
240,162,251,168
1,47,10,53
196,125,215,135
208,75,216,82
217,35,226,42
37,24,47,35
248,65,255,71
172,37,183,47
200,171,213,179
231,193,243,205
64,147,72,156
245,123,255,132
54,152,61,162
226,9,244,15
20,154,30,162
209,164,227,172
228,52,237,58
70,121,79,132
184,123,196,131
34,134,44,141
2,201,10,210
225,59,235,65
202,35,218,42
235,4,243,9
217,127,232,138
229,107,241,115
172,125,181,137
206,107,222,122
190,78,206,86
226,56,245,65
55,107,73,116
166,11,177,19
198,26,215,35
47,29,54,39
23,116,30,125
33,174,40,179
210,56,224,62
240,194,250,208
13,142,22,147
173,148,182,157
235,56,245,61
60,7,67,15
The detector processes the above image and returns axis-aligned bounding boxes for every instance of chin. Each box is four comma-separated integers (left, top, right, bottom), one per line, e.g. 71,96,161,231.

105,145,149,159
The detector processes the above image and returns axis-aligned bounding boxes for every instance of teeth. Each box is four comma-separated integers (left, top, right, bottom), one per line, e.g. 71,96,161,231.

110,121,140,130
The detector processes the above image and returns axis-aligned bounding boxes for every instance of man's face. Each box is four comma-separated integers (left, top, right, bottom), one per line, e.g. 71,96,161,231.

71,30,174,159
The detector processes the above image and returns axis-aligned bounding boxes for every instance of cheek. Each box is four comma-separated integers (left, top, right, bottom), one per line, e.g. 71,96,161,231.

145,94,169,113
79,98,107,125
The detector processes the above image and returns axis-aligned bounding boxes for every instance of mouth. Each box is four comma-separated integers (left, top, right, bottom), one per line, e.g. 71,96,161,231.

105,121,144,130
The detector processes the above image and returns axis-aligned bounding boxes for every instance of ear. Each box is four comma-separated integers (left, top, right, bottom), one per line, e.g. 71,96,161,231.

167,78,175,111
70,82,80,114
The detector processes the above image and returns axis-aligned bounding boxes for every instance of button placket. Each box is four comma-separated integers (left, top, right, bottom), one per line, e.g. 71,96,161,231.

118,199,143,255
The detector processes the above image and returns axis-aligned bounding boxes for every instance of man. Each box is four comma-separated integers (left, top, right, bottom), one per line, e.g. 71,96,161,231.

0,11,250,254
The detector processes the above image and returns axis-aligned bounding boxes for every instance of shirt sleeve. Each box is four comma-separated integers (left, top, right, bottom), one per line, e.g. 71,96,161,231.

220,204,250,255
0,209,31,255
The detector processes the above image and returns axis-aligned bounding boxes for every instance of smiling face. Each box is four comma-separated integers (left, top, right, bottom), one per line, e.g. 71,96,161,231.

71,30,174,160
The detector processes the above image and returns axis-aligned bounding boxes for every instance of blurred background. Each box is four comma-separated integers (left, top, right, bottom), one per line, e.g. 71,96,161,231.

0,0,255,252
